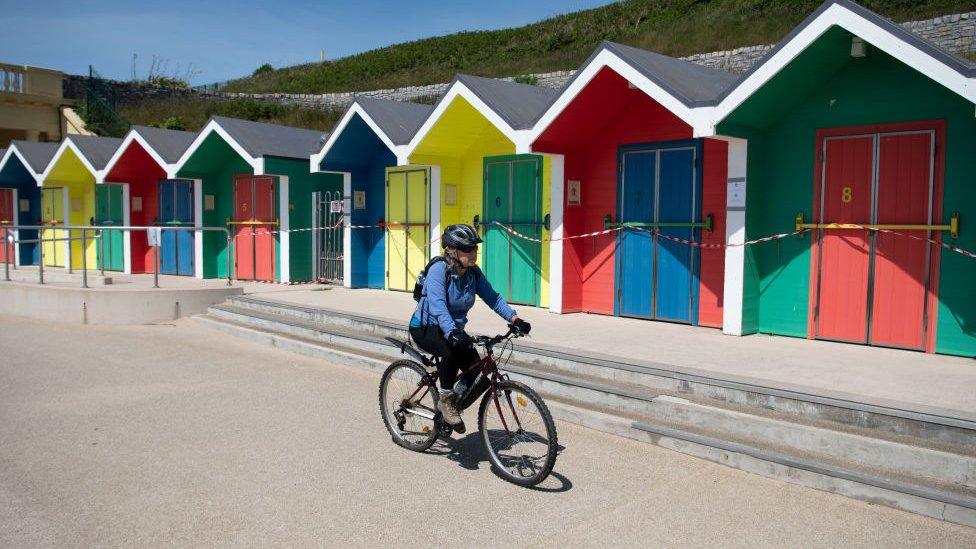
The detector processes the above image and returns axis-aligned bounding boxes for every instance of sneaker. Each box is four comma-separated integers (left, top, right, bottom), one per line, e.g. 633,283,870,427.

437,392,463,426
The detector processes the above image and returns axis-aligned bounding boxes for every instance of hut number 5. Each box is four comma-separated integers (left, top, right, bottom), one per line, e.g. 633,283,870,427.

841,186,853,203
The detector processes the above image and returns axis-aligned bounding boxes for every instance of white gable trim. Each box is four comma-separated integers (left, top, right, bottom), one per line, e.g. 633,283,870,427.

528,49,715,144
403,82,525,158
709,2,976,132
99,130,178,183
39,137,103,185
173,118,263,176
0,146,45,184
310,103,400,173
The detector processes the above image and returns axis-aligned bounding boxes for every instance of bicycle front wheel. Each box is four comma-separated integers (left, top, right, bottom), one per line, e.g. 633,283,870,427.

379,360,438,452
478,380,558,486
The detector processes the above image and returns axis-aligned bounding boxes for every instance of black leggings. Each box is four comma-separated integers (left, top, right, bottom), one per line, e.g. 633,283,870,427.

409,325,480,391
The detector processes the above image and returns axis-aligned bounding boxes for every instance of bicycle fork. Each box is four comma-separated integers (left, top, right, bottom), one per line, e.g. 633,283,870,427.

491,376,525,436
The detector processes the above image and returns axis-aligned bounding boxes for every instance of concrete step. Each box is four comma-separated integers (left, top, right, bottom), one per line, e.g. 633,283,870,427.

220,295,976,453
194,304,976,527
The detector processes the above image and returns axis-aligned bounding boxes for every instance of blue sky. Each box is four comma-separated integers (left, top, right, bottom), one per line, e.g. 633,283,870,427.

0,0,617,84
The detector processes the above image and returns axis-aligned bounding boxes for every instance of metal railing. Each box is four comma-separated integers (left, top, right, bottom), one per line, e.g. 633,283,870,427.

603,213,714,233
1,224,233,289
795,212,960,238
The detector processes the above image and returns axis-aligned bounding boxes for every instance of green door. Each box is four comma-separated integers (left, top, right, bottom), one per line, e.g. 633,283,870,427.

483,155,542,306
95,184,124,271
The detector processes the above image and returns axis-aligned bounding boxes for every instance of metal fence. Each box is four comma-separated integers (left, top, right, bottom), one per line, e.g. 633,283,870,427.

1,224,232,289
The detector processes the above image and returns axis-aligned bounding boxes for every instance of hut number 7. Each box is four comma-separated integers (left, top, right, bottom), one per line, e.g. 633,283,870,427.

841,186,853,203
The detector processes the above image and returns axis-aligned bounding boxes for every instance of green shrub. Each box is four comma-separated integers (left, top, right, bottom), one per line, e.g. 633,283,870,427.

513,74,538,85
150,116,187,130
147,76,189,88
253,63,274,76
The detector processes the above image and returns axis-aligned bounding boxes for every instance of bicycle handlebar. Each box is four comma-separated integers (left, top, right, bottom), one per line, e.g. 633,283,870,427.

473,326,523,347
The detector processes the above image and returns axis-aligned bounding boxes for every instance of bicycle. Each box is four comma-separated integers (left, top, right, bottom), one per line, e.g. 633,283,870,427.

378,327,559,487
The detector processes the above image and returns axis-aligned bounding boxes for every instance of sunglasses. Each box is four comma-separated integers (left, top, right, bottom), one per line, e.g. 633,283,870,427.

455,245,477,253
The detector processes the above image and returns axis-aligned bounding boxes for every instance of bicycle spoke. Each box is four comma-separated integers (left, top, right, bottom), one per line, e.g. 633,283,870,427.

382,364,436,445
482,386,553,481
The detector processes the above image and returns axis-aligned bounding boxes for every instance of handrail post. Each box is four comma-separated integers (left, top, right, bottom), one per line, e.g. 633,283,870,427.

153,228,160,289
226,229,232,286
81,228,88,288
66,228,72,274
100,228,106,276
38,230,44,285
3,226,9,281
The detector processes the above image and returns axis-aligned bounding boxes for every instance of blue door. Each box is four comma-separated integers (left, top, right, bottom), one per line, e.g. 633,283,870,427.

616,151,656,318
615,144,700,324
158,180,195,276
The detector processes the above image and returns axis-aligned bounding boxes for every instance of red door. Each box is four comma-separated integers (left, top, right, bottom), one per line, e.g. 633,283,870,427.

233,175,276,281
0,189,13,264
870,132,933,349
815,136,874,343
814,130,935,350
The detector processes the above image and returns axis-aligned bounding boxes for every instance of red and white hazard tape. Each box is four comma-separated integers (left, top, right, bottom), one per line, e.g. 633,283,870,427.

227,218,976,260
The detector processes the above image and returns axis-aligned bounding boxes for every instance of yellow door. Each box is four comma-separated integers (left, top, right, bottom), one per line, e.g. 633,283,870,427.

385,168,429,291
41,187,65,267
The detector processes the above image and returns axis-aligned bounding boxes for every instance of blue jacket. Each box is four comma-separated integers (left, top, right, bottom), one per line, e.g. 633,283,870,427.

410,259,516,335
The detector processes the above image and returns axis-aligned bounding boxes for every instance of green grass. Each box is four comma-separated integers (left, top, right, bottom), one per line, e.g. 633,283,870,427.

222,0,976,94
117,95,344,132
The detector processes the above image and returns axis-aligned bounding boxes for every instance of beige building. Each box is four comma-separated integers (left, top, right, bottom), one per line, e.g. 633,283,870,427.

0,63,89,148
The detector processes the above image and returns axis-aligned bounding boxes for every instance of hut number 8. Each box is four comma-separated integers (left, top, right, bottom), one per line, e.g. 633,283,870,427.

841,186,853,203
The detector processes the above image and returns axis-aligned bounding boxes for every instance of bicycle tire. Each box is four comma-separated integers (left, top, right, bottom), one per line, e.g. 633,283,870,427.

379,359,439,452
477,380,558,487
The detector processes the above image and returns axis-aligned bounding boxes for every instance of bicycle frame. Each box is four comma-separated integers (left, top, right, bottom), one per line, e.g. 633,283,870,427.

398,333,525,437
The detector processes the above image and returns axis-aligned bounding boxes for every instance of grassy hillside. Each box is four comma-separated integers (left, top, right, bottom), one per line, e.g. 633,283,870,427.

223,0,975,94
117,96,344,132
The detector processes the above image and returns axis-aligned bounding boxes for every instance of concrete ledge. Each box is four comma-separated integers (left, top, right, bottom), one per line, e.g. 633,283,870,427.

0,281,242,324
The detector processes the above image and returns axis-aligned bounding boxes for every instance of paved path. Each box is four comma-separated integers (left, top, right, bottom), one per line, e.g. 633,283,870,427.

0,315,973,547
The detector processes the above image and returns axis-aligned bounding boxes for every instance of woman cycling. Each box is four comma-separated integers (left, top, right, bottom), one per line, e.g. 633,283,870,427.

409,224,531,428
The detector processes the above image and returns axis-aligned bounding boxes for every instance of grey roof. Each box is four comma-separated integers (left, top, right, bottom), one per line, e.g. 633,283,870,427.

712,0,976,104
66,135,123,171
353,97,434,145
129,125,196,164
454,74,560,130
602,41,736,105
9,140,61,173
210,116,329,160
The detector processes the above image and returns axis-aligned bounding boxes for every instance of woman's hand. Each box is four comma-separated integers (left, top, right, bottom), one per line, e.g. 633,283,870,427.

510,316,531,335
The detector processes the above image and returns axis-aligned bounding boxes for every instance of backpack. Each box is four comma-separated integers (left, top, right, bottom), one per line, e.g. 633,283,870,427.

413,256,481,302
413,256,449,302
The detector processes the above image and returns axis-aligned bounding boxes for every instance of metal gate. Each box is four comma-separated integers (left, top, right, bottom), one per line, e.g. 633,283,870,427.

314,190,344,282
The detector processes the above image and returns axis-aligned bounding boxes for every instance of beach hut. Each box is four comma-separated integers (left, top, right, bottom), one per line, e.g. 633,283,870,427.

707,0,976,355
38,135,122,270
100,126,197,275
174,116,342,282
403,75,559,307
310,97,432,288
0,141,58,266
530,42,735,326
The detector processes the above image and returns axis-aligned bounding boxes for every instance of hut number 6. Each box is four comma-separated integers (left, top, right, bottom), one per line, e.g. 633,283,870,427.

841,186,853,203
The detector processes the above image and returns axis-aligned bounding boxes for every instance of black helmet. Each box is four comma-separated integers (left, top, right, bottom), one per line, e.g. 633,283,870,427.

442,224,482,249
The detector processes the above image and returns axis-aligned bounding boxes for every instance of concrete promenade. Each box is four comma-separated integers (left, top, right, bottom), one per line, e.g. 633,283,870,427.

1,314,973,547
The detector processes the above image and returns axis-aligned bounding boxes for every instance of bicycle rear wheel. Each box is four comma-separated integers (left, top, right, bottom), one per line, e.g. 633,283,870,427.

478,380,558,486
379,360,438,452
